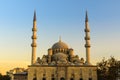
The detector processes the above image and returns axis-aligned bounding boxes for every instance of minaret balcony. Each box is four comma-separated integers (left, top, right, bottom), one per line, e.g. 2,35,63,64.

85,37,90,40
84,29,90,32
31,36,37,39
32,28,37,31
85,44,91,48
31,43,37,47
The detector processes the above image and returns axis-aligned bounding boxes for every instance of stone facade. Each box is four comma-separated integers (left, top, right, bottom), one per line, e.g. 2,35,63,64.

28,65,97,80
14,72,27,80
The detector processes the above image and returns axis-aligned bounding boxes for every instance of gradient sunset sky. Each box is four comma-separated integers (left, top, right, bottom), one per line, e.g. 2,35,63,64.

0,0,120,74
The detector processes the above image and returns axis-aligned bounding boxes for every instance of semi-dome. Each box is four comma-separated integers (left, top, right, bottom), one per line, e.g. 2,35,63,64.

52,53,68,63
52,40,68,49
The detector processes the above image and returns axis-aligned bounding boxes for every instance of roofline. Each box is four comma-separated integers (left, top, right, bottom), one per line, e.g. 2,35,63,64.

28,65,97,67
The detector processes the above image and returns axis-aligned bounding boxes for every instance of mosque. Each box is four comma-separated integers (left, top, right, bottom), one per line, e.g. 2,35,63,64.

28,11,97,80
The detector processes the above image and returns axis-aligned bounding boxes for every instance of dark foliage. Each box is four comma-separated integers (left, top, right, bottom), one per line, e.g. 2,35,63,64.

0,73,11,80
97,56,120,80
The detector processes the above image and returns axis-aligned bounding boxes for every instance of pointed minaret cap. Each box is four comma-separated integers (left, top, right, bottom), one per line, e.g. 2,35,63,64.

33,10,36,21
85,11,88,22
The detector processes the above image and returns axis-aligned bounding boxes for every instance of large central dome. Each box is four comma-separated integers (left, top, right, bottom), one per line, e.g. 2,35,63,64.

52,40,68,49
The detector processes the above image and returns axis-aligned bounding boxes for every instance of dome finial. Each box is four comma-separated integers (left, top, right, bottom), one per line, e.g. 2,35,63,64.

59,36,61,42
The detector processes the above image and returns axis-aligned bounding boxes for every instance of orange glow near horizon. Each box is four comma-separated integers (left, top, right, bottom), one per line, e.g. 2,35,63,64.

0,61,29,75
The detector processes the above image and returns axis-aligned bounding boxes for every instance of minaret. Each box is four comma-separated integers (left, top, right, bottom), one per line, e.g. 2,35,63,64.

85,11,91,65
31,11,37,65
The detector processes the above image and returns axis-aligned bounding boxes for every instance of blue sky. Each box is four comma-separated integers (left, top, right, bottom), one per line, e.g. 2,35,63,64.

0,0,120,74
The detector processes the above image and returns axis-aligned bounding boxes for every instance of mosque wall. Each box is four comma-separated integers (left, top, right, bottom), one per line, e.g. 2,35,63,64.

28,66,97,80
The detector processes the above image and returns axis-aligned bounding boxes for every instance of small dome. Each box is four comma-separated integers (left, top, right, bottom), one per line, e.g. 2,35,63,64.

52,40,68,49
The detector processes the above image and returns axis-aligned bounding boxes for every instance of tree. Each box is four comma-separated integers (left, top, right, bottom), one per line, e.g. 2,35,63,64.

97,57,109,80
0,73,11,80
97,56,120,80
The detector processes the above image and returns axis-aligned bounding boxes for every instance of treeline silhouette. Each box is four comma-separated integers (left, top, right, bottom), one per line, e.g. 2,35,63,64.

0,73,10,80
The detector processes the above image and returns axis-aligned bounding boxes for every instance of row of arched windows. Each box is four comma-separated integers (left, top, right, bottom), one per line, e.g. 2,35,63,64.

33,77,92,80
53,49,69,54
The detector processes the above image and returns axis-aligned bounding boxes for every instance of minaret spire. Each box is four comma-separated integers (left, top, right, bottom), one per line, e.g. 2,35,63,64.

33,10,36,21
85,11,88,22
85,11,91,65
31,10,37,65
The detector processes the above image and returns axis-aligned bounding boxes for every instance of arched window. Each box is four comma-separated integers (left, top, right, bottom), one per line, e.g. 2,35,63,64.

80,78,83,80
70,78,74,80
33,77,37,80
51,78,55,80
60,77,65,80
43,74,46,77
51,74,55,80
89,78,92,80
43,78,46,80
51,74,54,77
